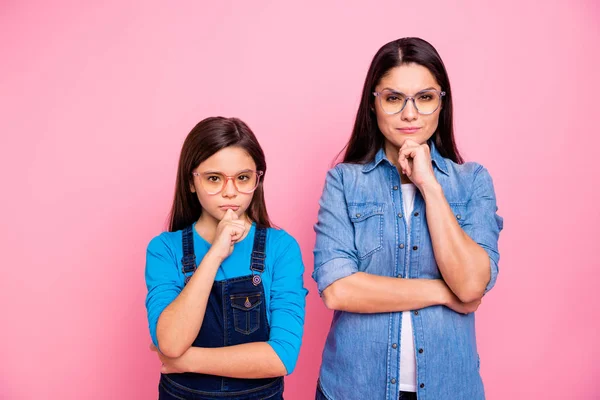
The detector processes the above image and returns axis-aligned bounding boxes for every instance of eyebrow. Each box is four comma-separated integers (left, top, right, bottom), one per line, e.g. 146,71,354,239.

200,168,254,175
381,86,438,93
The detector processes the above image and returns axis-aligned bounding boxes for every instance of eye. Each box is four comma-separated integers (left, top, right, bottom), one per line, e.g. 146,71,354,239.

385,94,404,103
237,174,251,181
206,175,221,182
418,92,437,101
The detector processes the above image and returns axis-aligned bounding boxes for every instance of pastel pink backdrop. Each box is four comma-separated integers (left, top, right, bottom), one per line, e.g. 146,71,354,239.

1,1,599,399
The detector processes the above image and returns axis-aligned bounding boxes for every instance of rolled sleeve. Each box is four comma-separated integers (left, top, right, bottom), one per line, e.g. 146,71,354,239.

312,167,359,295
266,235,307,375
145,234,182,349
462,166,504,294
312,257,359,294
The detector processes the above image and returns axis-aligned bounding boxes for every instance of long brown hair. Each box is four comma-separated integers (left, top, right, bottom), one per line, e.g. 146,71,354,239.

343,37,463,164
168,117,271,232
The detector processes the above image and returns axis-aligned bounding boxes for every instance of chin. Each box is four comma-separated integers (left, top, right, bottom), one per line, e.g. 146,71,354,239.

400,134,433,146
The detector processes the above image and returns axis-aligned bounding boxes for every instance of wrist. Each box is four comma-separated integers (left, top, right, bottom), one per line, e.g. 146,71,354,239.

419,180,443,201
180,348,195,373
435,280,451,306
205,248,226,265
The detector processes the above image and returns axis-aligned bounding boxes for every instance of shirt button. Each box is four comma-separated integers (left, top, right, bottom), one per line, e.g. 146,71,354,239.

391,378,397,384
356,213,361,217
414,212,419,217
420,383,425,389
397,213,403,218
393,186,398,190
399,243,405,249
392,343,398,349
397,274,403,278
414,310,419,315
456,214,461,220
418,348,424,354
412,245,418,250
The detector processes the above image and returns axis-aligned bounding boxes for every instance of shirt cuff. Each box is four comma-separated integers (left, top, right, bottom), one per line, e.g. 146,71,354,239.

312,257,358,295
484,256,499,294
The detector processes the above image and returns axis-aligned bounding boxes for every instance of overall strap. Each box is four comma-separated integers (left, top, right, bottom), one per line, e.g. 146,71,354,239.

250,227,267,287
181,225,197,284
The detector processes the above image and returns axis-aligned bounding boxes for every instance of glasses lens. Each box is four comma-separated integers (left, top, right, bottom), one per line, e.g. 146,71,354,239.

234,171,259,193
201,173,226,194
414,90,441,114
380,90,406,114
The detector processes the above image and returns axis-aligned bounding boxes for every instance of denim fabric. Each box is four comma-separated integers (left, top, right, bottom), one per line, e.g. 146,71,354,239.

313,142,503,400
159,227,283,399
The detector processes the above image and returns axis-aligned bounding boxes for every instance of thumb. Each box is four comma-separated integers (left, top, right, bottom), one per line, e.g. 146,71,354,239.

222,208,237,221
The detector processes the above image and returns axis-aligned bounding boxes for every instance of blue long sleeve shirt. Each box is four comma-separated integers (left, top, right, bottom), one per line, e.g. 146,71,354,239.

313,142,503,399
145,222,307,374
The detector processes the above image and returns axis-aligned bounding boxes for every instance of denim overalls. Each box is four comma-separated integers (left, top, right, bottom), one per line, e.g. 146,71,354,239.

159,226,284,400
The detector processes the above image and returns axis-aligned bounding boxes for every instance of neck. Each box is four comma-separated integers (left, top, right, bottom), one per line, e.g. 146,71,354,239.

383,141,412,184
383,141,400,169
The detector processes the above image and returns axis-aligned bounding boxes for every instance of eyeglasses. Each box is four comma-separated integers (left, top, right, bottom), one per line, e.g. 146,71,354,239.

372,89,446,115
192,170,264,195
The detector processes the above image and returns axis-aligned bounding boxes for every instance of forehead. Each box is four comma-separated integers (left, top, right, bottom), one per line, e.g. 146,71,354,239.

377,63,440,93
196,146,256,173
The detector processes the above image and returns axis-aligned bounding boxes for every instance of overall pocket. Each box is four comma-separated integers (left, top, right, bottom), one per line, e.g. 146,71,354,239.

230,292,262,335
347,203,384,259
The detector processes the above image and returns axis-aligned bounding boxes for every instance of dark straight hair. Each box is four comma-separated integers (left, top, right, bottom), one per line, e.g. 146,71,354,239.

343,37,463,164
168,117,271,232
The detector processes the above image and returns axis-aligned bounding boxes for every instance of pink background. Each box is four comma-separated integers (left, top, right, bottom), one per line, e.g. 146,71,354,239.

1,1,599,399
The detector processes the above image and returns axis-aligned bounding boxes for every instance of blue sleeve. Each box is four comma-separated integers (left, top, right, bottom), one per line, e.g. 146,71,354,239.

266,233,308,375
145,234,183,349
312,167,359,294
463,166,504,293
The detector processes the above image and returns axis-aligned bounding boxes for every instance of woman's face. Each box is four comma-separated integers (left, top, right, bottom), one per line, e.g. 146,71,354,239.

190,146,257,223
373,63,443,149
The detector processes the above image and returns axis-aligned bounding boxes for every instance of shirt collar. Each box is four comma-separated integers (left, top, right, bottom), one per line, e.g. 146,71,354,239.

429,140,449,176
362,147,391,173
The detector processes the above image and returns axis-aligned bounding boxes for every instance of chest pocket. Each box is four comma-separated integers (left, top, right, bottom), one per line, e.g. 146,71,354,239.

230,292,262,335
449,203,467,227
348,203,384,259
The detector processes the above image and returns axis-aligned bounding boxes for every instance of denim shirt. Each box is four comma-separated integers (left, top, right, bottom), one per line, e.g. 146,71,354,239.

312,142,503,400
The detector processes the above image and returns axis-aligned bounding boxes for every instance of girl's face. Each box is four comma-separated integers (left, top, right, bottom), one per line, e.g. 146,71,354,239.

190,146,258,223
373,63,443,149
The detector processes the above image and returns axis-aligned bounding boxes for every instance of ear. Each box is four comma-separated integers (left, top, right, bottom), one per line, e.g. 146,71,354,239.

190,182,196,193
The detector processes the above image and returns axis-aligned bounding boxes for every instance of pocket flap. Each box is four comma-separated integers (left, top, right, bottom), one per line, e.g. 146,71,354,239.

230,293,262,311
348,203,384,222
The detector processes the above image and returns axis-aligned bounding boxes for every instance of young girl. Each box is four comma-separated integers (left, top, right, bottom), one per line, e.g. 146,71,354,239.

313,38,503,400
145,117,307,400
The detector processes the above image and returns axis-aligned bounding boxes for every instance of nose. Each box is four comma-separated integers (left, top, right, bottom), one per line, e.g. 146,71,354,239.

401,98,419,122
222,177,237,198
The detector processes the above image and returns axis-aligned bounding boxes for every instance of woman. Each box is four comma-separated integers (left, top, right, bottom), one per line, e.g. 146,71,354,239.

313,38,503,400
145,117,307,399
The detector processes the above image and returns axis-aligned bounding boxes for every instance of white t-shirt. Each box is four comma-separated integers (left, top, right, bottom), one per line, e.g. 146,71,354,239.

399,183,417,392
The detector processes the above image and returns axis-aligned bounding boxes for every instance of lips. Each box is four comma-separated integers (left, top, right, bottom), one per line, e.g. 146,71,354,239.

397,127,421,134
219,205,240,211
